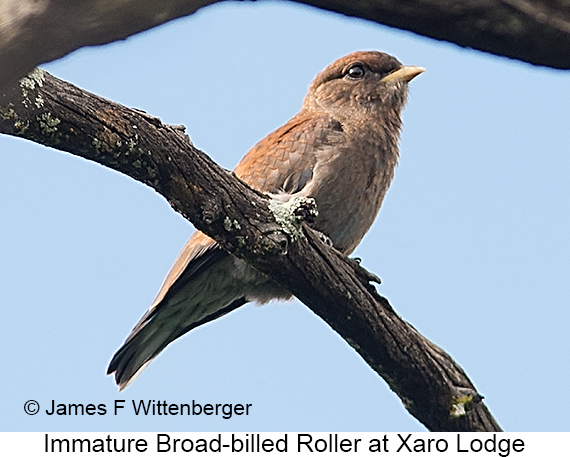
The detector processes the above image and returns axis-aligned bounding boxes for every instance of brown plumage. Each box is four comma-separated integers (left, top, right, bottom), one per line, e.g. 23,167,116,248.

107,51,424,390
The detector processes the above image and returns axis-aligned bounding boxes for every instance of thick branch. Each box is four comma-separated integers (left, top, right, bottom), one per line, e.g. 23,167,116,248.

0,70,501,431
0,0,570,92
299,0,570,69
0,0,215,92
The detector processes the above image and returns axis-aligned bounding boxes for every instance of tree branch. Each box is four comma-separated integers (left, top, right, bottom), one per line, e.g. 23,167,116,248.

1,0,569,93
0,0,217,92
299,0,570,69
0,69,501,431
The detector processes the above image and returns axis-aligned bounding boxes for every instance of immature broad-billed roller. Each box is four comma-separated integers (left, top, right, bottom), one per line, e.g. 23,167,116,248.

107,51,424,390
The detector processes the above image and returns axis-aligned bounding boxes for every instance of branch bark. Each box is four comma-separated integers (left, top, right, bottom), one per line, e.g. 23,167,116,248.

0,0,215,92
0,69,501,431
1,0,569,93
300,0,570,69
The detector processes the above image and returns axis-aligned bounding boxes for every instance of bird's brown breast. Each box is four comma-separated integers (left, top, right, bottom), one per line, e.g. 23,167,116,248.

235,110,399,254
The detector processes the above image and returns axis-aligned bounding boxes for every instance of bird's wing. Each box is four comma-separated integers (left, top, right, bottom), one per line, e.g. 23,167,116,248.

234,112,343,194
107,112,343,389
146,231,218,310
107,231,245,389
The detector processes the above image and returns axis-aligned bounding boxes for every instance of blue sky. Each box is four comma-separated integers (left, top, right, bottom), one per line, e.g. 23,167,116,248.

1,2,569,431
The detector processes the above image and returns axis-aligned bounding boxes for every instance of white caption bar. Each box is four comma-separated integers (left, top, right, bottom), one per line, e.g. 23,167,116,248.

0,432,567,455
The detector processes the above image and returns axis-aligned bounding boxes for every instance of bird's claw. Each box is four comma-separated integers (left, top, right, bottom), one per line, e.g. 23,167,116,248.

293,198,319,224
347,257,382,285
316,231,333,247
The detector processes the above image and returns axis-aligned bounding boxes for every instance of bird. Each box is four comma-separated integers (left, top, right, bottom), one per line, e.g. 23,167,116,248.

107,51,424,390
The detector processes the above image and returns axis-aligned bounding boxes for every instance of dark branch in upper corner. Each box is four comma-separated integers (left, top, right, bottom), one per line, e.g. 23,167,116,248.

0,69,501,431
1,0,569,94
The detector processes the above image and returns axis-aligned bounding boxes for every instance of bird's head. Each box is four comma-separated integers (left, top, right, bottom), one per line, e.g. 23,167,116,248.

302,51,424,122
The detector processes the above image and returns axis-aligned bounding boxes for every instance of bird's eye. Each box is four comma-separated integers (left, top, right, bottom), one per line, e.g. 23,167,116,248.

346,64,365,79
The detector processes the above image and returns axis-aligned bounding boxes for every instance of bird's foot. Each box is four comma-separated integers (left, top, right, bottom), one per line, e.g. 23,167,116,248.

316,231,333,247
268,196,318,242
347,257,382,286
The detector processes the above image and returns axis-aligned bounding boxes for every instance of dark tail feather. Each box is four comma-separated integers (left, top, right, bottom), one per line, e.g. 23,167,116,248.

107,297,247,390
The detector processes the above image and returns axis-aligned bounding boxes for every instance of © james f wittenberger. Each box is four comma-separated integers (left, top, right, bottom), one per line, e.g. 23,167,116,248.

39,399,251,419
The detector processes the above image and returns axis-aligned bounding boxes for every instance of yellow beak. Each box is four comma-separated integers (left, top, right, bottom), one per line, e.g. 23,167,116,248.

381,65,425,83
